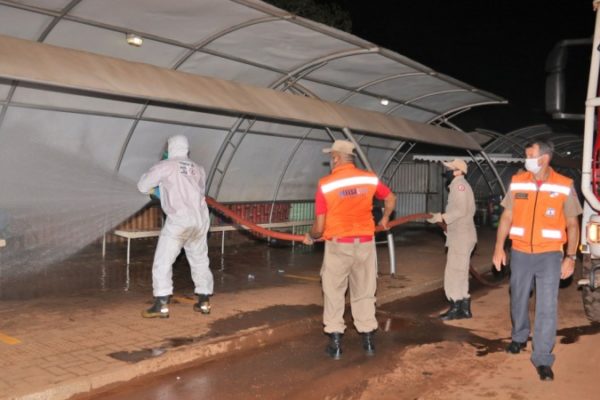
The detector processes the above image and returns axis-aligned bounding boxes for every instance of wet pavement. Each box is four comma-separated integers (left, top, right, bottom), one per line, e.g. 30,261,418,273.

0,240,323,300
76,281,600,400
0,226,503,399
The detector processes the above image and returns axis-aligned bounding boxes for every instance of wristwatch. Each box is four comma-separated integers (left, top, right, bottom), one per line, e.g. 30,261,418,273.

565,254,577,261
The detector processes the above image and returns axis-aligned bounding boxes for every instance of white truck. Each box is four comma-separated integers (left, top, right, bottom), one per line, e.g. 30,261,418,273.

547,1,600,322
577,1,600,322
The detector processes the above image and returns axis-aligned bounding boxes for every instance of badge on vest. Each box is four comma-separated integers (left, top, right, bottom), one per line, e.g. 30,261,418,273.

549,192,559,198
545,207,556,217
515,192,528,199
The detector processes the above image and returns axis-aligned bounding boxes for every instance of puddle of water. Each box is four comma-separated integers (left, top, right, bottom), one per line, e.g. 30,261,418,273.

377,287,513,357
109,348,166,363
108,304,321,363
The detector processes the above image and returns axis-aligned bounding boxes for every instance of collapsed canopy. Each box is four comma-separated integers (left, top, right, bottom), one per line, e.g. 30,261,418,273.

0,0,505,202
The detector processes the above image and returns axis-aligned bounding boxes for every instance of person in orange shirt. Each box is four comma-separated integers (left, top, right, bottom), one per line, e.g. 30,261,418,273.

303,140,396,359
493,140,581,381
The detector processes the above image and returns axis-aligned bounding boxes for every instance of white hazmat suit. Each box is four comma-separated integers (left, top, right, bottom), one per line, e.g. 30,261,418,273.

137,135,213,297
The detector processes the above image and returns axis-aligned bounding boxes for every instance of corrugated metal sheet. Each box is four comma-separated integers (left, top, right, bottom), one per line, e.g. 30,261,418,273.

428,163,443,192
389,162,445,216
396,193,428,216
389,162,429,193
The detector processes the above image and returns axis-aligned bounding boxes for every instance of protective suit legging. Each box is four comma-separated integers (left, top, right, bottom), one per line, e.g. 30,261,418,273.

152,221,213,297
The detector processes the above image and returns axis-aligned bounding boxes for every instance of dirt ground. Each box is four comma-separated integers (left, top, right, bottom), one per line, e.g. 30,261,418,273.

359,279,599,400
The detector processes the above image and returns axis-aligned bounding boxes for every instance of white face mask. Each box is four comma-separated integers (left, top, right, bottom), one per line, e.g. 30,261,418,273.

525,156,541,174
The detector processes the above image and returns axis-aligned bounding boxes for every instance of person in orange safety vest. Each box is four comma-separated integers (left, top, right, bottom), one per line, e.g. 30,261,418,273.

493,140,581,381
303,140,396,360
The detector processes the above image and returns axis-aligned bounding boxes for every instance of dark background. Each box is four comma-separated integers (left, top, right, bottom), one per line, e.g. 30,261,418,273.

267,0,595,134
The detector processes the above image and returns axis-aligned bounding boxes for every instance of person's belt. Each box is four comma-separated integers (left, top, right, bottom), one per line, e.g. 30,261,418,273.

331,235,373,243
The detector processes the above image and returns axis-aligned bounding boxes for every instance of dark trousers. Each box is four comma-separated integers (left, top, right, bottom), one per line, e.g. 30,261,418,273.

510,250,561,367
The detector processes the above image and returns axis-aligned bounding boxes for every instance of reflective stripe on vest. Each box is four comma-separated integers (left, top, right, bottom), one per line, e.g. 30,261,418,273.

508,169,572,253
318,164,380,239
510,226,525,236
539,183,570,196
509,182,537,191
541,229,563,239
321,176,378,194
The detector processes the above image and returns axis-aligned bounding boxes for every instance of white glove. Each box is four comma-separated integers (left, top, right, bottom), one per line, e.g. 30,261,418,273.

426,212,443,224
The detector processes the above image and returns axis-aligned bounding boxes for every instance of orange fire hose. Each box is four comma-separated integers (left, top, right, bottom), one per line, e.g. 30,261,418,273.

205,197,502,286
205,196,430,242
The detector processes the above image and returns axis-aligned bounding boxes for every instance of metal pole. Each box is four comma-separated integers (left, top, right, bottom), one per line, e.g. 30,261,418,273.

221,231,225,256
102,231,106,258
342,127,374,171
387,231,396,276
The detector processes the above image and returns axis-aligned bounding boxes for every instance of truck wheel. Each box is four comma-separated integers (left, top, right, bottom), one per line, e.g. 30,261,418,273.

582,261,600,323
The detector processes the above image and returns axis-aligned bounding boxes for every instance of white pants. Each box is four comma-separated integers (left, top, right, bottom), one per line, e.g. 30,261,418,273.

152,211,212,297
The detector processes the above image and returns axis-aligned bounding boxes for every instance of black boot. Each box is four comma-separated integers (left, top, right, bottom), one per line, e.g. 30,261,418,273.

326,332,343,360
460,298,472,319
439,300,463,321
361,331,376,356
141,296,170,318
193,294,211,314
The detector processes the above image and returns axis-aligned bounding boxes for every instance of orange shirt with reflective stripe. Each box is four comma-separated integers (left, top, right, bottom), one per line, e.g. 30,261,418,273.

508,169,572,253
318,164,382,239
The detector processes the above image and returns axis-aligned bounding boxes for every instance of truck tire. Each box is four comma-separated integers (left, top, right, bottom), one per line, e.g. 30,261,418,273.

582,259,600,323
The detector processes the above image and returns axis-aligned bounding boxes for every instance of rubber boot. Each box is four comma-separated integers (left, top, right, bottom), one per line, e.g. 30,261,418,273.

326,332,343,360
141,296,170,318
460,298,472,319
439,299,463,321
193,294,211,314
361,331,376,356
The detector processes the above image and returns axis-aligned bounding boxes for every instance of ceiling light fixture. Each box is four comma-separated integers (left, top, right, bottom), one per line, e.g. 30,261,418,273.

126,33,143,47
380,98,389,106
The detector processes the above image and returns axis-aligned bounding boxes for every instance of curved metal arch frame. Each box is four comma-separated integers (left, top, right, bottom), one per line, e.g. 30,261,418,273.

0,0,507,200
442,119,506,196
390,89,471,114
482,131,527,156
381,142,417,189
233,0,505,104
114,15,366,175
469,131,522,192
426,100,509,125
0,0,504,116
0,0,83,146
379,141,406,179
205,47,383,200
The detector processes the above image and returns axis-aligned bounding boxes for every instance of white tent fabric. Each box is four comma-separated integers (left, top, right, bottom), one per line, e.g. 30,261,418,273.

0,0,506,202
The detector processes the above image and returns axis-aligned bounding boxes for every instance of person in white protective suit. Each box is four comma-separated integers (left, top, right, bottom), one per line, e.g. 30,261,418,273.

137,135,213,318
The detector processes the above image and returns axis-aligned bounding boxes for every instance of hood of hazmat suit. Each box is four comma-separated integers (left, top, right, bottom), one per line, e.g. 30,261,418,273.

167,135,189,160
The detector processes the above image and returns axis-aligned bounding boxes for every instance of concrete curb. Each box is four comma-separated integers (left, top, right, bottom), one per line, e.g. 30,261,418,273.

12,263,496,400
12,317,321,400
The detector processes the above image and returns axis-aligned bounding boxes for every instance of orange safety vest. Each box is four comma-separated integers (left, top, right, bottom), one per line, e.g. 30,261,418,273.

318,164,379,239
508,168,572,253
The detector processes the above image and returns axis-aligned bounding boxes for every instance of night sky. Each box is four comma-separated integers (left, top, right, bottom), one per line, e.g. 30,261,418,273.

342,0,595,133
